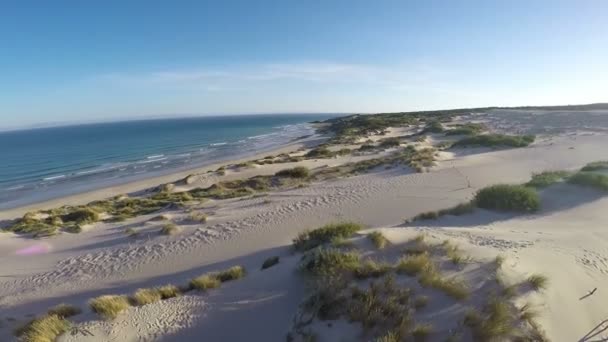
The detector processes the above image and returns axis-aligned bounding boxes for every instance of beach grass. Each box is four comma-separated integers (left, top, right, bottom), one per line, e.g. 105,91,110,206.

47,304,82,318
368,231,389,249
475,184,540,212
568,171,608,191
89,295,131,319
160,223,181,235
261,256,280,270
131,288,163,306
293,222,363,251
13,314,71,342
452,134,535,148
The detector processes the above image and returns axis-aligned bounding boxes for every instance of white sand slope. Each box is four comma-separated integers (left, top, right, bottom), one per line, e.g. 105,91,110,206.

2,111,608,341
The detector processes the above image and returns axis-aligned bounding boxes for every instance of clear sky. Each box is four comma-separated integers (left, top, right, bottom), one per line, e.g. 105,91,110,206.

1,0,607,128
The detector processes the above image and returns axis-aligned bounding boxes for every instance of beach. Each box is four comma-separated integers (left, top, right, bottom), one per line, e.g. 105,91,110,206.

3,108,608,341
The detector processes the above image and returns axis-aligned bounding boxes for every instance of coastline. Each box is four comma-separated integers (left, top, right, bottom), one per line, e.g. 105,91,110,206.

0,134,325,221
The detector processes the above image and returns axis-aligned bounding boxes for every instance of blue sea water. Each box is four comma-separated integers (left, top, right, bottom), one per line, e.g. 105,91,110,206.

0,114,339,209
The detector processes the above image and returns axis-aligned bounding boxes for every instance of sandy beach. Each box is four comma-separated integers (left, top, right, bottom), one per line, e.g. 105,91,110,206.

3,108,608,341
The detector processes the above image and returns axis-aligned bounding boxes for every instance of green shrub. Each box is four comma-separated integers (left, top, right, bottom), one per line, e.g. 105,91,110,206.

306,147,334,158
14,314,71,342
568,172,608,191
353,260,392,279
379,138,401,148
300,248,360,275
445,123,485,136
132,288,162,306
47,304,82,318
89,295,131,319
475,184,540,212
465,298,515,340
261,256,280,270
526,171,572,188
453,134,535,148
275,166,310,178
61,207,100,224
424,121,443,133
581,160,608,172
293,222,363,251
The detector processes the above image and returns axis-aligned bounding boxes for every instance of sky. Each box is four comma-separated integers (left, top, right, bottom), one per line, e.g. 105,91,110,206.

1,0,607,129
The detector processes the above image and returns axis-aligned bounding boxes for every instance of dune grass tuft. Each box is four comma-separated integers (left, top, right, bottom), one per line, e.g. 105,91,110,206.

190,275,221,290
396,253,432,276
475,184,540,212
300,248,360,275
261,256,280,270
216,265,246,282
354,259,392,279
160,223,181,235
465,298,515,340
453,134,535,148
157,285,181,299
293,222,362,251
368,231,389,249
275,166,310,178
189,212,208,223
14,314,71,342
132,288,162,306
89,295,131,319
526,274,549,291
47,304,82,318
413,296,429,309
411,323,433,341
581,160,608,172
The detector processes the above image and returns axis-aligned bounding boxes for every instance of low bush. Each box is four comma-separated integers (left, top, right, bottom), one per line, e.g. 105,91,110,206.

475,184,540,212
353,260,392,279
396,253,432,276
568,172,608,191
581,160,608,172
261,256,280,270
61,207,100,224
275,166,310,179
89,295,131,319
379,138,401,148
293,222,362,251
453,134,535,148
411,323,433,341
526,170,572,188
189,212,208,223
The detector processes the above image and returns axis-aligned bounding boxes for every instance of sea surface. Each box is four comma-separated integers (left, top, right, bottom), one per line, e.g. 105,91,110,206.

0,114,339,209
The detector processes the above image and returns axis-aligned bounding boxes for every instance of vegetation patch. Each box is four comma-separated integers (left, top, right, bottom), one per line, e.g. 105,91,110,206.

452,134,535,148
275,166,310,179
581,160,608,172
526,274,549,291
526,170,572,188
299,248,360,275
89,295,131,319
160,223,181,235
444,123,485,136
157,285,181,299
190,275,221,290
368,231,389,249
475,184,540,212
132,288,163,306
14,314,70,342
568,171,608,191
261,256,280,270
293,222,362,251
216,265,247,282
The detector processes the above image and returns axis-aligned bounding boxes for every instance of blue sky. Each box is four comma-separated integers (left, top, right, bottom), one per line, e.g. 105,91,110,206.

1,0,607,128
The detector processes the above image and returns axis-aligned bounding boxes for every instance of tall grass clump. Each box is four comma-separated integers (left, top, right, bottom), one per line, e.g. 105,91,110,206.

157,285,181,299
275,166,310,179
89,295,131,319
293,222,362,251
14,314,71,342
411,323,434,341
300,248,360,275
581,160,608,172
465,298,515,340
475,184,540,212
396,253,433,276
526,170,572,188
368,231,389,249
132,288,163,306
216,265,246,282
568,172,608,191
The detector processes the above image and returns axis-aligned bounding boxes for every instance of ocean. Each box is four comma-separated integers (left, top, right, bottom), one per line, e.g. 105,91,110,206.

0,114,339,209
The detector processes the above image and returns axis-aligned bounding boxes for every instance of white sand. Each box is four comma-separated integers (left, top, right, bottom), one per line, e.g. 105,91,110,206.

2,110,608,341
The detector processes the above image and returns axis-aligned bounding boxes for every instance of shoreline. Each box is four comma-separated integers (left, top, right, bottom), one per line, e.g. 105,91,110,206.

0,134,325,221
